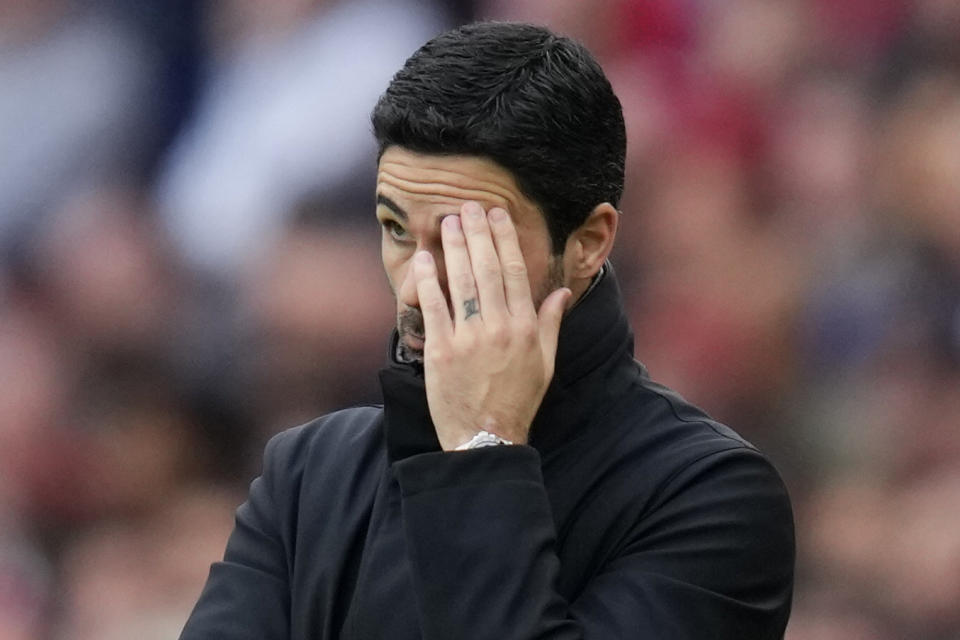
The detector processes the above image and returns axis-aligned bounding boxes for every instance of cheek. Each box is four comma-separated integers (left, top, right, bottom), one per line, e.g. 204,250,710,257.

514,228,561,305
517,233,550,279
381,243,401,290
381,242,413,293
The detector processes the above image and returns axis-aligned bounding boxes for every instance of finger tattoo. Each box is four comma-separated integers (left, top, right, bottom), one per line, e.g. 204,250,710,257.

463,298,480,319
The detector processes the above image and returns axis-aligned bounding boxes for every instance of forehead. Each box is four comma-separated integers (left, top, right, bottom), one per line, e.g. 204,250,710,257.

376,147,542,226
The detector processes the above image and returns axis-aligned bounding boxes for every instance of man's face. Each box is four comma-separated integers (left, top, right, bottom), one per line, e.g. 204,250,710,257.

377,147,565,362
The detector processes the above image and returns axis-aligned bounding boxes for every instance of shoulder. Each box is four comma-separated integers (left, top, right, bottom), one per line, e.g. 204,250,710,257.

622,370,794,539
589,365,793,521
625,382,795,636
260,404,385,478
619,369,768,473
623,373,794,596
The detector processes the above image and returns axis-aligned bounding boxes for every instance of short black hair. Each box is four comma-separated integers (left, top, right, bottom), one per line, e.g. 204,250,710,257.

371,22,626,253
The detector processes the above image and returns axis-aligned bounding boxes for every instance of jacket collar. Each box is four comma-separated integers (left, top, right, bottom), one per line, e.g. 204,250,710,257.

379,263,634,462
551,263,631,387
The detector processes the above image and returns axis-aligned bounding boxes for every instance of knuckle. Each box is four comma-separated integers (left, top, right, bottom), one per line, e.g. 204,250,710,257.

523,327,539,348
516,316,537,337
478,260,501,279
493,221,517,238
488,324,510,347
426,348,450,366
444,229,465,246
503,259,527,279
513,319,538,346
458,331,477,350
464,222,486,236
453,271,475,292
422,296,447,314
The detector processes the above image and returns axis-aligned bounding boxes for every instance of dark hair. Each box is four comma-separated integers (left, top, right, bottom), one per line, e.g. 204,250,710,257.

371,22,626,253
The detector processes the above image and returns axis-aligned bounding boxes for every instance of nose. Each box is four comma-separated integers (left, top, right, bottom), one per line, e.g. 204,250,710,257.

397,244,449,311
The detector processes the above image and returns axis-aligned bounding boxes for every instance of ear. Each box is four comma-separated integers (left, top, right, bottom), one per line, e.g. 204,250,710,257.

562,202,618,280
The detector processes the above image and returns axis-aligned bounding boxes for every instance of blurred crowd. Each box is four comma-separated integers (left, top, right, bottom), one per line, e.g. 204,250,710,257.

1,0,958,638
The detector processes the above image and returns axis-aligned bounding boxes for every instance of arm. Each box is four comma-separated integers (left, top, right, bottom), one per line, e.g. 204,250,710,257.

395,444,794,640
408,202,793,638
179,430,296,640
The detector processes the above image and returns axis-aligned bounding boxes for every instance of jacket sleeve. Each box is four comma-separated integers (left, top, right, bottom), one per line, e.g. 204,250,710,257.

393,444,794,640
179,429,298,640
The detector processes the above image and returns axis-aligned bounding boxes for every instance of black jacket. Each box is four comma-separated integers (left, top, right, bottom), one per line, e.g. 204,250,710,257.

180,268,795,639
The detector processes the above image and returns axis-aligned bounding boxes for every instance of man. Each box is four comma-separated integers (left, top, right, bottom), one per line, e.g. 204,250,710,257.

180,22,794,640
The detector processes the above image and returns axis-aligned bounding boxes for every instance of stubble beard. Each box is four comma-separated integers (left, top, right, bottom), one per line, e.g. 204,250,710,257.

396,306,425,363
396,257,565,364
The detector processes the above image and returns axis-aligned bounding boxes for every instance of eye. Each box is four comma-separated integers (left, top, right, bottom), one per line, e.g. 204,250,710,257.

381,219,410,243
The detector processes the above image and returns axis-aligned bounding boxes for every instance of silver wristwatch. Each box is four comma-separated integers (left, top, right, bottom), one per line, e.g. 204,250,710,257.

454,430,513,450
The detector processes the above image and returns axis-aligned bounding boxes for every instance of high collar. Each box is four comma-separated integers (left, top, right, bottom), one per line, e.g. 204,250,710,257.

379,264,634,462
551,264,631,388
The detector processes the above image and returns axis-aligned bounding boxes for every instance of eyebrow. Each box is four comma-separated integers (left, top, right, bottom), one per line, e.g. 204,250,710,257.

376,194,407,221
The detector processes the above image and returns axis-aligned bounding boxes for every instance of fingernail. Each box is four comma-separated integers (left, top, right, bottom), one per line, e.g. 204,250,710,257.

416,251,433,264
489,208,507,223
443,215,461,231
463,202,483,219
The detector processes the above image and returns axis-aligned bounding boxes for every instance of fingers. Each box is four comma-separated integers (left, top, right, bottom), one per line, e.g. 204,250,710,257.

538,287,572,375
488,207,535,317
413,251,453,345
440,214,481,323
460,202,508,320
440,201,540,327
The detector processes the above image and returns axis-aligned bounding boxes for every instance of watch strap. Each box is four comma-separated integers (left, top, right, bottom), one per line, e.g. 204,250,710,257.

454,430,513,450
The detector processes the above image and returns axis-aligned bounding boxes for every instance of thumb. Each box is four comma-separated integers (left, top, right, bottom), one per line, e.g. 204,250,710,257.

537,287,572,372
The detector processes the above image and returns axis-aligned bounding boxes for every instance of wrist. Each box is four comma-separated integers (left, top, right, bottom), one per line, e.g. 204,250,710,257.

454,430,514,450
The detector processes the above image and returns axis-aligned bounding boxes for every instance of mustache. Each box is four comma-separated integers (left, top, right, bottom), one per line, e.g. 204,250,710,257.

398,306,424,339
